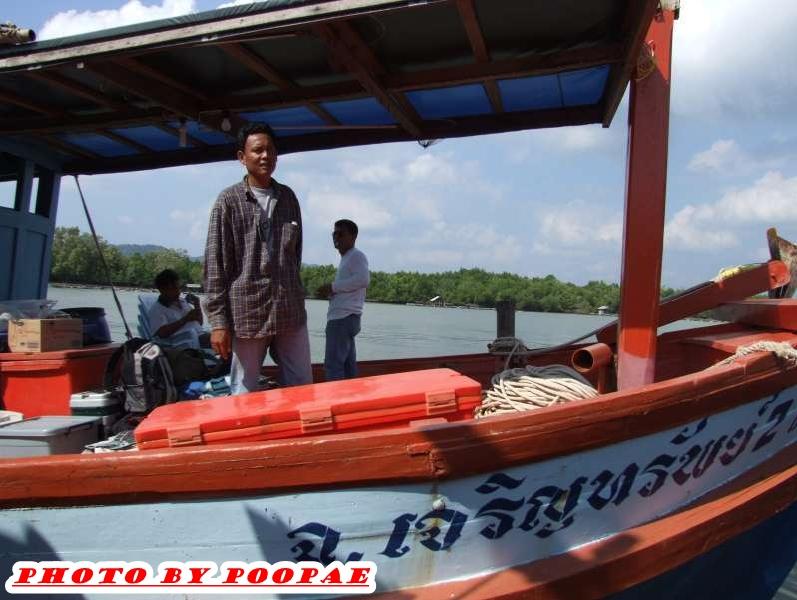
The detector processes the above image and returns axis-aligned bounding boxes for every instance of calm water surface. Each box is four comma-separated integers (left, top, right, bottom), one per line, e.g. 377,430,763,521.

47,286,701,363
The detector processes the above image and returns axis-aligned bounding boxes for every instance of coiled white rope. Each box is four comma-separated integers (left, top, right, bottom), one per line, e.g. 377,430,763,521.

475,341,797,419
475,365,597,418
709,341,797,369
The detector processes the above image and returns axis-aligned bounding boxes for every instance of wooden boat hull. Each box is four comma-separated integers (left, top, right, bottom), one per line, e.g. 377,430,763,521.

2,373,795,598
609,498,797,600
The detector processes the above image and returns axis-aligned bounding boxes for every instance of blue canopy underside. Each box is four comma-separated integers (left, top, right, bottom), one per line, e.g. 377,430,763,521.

60,65,611,158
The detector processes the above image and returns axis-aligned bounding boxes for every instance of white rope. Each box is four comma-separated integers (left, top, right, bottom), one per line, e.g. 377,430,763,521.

709,341,797,369
475,365,597,418
475,341,797,419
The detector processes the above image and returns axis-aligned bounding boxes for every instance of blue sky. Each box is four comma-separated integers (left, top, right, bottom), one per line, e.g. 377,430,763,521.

4,0,797,287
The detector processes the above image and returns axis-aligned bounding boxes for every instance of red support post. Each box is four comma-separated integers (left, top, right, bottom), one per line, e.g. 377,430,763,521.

616,9,675,389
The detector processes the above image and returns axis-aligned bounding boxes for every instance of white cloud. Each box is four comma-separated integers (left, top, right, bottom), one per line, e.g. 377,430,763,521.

306,190,393,230
687,139,789,175
673,0,797,117
170,205,211,241
504,125,621,164
536,125,611,152
342,162,397,185
405,153,457,185
117,215,134,225
664,205,738,250
398,193,442,222
217,0,265,7
402,248,465,267
703,172,797,222
40,0,196,40
665,171,797,250
406,222,523,268
688,139,744,173
539,202,622,246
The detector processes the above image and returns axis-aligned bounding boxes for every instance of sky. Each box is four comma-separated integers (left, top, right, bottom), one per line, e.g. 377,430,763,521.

3,0,797,287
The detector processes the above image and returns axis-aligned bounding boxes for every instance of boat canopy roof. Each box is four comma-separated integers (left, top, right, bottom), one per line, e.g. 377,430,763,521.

0,0,656,179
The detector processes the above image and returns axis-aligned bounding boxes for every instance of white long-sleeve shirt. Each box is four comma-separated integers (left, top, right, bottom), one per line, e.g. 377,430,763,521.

328,247,369,321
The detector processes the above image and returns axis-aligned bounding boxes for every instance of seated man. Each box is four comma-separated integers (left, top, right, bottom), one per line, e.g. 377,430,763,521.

148,269,210,348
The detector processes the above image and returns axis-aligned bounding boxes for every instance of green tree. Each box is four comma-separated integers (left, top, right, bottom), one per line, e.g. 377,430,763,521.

49,227,680,313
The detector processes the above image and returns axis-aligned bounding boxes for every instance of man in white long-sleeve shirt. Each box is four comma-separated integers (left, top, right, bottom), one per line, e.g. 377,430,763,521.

317,219,369,380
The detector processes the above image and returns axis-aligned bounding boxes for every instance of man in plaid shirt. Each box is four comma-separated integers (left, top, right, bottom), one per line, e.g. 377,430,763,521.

204,123,312,393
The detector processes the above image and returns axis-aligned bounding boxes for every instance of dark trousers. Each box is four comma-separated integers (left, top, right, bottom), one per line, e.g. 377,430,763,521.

324,313,361,381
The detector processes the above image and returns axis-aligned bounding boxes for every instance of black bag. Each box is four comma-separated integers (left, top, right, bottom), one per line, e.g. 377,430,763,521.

162,347,209,386
104,338,177,414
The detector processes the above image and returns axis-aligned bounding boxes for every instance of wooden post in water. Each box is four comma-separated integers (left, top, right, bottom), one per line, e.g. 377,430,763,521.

496,301,515,339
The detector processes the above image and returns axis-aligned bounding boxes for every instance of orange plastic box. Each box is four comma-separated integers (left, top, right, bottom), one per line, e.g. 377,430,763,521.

0,344,119,417
135,368,482,450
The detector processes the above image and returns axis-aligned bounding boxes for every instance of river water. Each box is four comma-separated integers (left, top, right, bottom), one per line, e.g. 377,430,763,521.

46,286,700,363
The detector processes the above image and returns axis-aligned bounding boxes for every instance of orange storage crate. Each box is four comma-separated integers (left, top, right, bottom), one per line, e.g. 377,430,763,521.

135,368,481,450
0,344,119,417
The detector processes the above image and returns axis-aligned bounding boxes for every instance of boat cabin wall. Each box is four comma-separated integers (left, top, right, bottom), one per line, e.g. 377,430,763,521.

0,150,62,301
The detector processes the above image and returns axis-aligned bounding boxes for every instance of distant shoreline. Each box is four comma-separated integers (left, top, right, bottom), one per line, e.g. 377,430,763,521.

48,283,619,317
51,282,157,293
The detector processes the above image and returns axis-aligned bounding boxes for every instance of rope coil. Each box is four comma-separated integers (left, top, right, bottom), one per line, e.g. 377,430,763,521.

475,365,597,418
476,341,797,420
709,341,797,369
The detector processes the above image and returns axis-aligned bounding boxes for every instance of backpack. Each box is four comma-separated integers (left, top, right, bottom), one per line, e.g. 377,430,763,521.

161,347,209,386
104,338,177,414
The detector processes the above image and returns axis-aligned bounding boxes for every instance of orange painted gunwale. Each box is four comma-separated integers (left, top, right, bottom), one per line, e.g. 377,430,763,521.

376,441,797,599
0,332,795,507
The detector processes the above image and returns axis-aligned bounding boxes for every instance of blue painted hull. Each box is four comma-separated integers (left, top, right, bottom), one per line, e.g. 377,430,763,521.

611,500,797,600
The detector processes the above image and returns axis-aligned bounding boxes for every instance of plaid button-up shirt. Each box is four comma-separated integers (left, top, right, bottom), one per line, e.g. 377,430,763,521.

203,176,306,338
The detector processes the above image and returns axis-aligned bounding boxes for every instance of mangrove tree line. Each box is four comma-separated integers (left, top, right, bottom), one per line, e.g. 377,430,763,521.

50,227,679,313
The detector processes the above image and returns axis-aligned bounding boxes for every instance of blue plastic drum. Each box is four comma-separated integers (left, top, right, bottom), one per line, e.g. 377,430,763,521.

61,307,112,346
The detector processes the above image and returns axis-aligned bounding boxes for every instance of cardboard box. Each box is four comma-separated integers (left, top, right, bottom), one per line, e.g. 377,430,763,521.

8,318,83,353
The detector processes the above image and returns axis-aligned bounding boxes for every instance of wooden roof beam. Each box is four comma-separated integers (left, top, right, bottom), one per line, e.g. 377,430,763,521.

455,0,503,113
155,124,207,148
25,71,128,112
388,44,623,90
112,57,210,102
99,129,153,154
601,0,659,127
0,107,170,135
62,104,602,176
35,134,101,160
0,87,63,117
85,61,199,118
220,42,339,126
3,84,162,156
0,44,622,135
313,21,424,139
85,61,245,137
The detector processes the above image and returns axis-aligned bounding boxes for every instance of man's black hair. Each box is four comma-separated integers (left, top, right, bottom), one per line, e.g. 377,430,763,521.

335,219,358,238
154,268,179,290
237,122,278,153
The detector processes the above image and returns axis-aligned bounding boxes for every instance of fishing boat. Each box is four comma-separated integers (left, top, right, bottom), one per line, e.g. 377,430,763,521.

1,1,796,598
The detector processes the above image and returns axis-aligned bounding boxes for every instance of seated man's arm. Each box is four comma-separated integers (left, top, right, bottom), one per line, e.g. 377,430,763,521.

153,308,200,339
149,302,200,340
187,295,204,326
